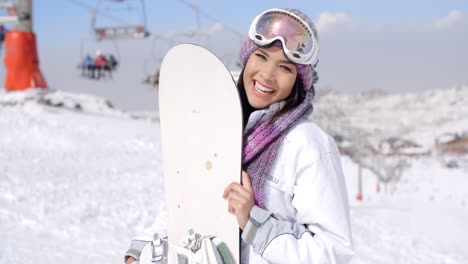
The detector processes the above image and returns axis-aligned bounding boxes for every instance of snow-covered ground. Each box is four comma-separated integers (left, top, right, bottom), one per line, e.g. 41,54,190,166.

0,89,467,263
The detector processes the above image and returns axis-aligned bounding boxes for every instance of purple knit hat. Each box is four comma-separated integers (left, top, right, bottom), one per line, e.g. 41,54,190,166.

239,8,319,92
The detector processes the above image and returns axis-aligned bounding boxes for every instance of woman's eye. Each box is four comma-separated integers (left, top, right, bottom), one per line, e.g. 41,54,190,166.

280,65,292,73
255,53,267,60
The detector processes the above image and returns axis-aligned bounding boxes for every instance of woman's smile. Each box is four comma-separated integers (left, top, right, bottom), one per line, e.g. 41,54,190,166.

252,80,276,97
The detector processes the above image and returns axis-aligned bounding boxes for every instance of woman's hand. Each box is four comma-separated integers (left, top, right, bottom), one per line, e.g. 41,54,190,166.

223,171,255,230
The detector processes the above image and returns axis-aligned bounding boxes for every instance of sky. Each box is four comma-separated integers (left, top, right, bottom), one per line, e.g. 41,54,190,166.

1,0,468,111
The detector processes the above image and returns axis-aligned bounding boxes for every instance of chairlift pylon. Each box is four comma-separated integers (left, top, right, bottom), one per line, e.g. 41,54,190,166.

91,0,149,41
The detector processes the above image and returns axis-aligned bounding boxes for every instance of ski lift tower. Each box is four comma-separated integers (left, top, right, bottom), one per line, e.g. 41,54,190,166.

2,0,47,91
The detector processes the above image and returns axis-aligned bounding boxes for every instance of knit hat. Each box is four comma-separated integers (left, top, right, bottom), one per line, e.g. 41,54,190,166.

239,8,319,91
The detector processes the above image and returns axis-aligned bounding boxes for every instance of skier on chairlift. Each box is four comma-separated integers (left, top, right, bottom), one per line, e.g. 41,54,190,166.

94,50,107,79
81,54,95,78
104,54,119,78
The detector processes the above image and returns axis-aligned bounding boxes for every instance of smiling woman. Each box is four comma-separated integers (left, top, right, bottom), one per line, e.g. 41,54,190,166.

227,9,353,264
124,7,353,264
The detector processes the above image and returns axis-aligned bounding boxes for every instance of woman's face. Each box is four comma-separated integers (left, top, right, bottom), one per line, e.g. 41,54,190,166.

243,46,297,109
243,45,298,110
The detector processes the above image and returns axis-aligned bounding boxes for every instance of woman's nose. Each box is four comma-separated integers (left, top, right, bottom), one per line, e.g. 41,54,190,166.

260,63,276,82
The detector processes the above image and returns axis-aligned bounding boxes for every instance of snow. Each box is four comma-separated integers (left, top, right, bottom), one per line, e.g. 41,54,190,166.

344,156,468,264
436,133,459,144
1,88,467,263
0,91,164,263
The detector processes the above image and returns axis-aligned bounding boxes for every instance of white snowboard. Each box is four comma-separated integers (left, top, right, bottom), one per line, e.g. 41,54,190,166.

140,44,243,263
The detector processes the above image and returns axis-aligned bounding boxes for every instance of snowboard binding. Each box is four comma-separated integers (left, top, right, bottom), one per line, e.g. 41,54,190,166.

140,229,235,264
150,233,167,263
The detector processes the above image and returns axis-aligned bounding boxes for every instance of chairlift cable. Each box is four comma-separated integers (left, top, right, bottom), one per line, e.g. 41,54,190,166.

92,0,132,29
66,0,131,27
141,0,147,30
112,39,121,59
175,0,244,38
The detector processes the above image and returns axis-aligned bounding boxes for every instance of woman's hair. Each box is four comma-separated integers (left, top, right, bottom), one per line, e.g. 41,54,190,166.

237,67,306,128
272,74,306,122
237,67,255,129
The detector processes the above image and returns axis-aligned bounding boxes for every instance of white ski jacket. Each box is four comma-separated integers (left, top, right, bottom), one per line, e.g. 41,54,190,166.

240,110,353,264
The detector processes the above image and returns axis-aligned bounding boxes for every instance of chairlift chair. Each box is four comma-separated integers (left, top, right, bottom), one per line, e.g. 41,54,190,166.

92,0,149,41
0,1,18,24
94,24,149,41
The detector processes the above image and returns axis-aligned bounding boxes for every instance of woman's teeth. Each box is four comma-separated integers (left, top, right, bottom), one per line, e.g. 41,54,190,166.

255,82,274,94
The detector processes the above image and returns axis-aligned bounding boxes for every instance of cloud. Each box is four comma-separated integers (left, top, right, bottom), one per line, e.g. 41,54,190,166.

208,22,224,34
432,10,465,29
315,10,467,33
315,11,360,32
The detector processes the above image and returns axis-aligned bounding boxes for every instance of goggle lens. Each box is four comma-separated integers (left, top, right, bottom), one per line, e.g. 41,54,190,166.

254,11,314,59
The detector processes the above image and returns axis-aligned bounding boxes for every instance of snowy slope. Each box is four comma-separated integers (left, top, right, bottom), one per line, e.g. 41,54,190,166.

343,155,468,264
1,88,467,263
0,91,164,263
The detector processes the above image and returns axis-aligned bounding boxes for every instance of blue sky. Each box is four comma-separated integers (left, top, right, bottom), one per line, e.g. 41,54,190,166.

34,1,467,42
2,0,468,110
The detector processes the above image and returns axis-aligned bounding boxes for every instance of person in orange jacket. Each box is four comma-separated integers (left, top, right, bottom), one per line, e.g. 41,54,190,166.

93,50,107,79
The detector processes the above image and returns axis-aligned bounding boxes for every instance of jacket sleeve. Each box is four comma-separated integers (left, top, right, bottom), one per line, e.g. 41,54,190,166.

241,147,353,264
124,240,151,262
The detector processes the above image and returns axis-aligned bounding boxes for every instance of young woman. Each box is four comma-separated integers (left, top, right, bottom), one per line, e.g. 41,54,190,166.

221,8,353,263
125,8,353,264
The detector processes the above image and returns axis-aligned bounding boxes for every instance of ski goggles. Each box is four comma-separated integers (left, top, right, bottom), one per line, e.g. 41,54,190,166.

248,8,319,65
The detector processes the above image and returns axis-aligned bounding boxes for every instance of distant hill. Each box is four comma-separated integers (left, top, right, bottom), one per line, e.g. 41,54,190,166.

312,85,468,149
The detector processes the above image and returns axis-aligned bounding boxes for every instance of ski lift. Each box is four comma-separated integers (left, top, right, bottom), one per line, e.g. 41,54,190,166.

141,34,172,88
0,1,17,55
92,0,149,41
78,37,121,80
141,59,160,87
0,1,17,23
168,3,212,46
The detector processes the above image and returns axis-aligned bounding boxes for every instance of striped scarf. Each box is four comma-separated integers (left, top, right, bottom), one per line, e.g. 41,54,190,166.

242,91,314,209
